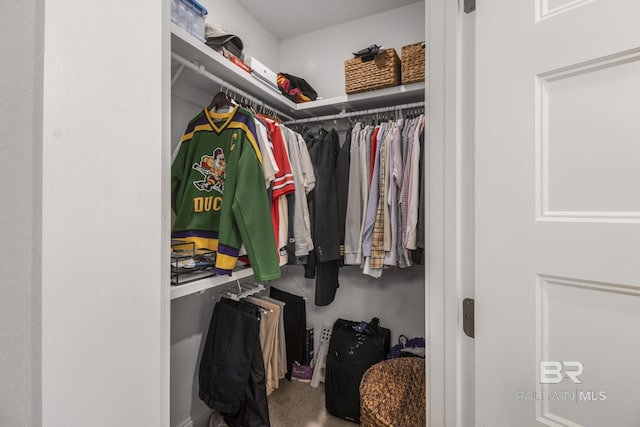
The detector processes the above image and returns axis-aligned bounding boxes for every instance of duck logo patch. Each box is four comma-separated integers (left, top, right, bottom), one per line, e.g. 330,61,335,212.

192,147,225,194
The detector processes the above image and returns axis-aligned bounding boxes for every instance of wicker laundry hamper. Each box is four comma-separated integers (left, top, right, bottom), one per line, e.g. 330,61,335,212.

359,357,426,427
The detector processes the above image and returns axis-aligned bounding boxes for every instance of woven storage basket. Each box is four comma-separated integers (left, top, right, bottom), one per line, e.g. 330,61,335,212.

360,358,426,427
344,48,401,94
401,42,425,85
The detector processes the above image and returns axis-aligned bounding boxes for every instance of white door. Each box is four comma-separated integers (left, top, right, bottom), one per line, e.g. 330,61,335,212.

475,0,640,425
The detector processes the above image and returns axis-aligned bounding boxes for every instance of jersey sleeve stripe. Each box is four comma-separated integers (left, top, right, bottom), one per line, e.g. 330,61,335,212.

172,230,219,239
216,253,238,271
273,173,294,181
271,180,295,191
169,236,219,251
217,243,240,258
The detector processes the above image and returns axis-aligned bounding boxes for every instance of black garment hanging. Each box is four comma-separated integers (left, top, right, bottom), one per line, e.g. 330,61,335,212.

304,128,341,306
199,298,270,426
269,287,306,381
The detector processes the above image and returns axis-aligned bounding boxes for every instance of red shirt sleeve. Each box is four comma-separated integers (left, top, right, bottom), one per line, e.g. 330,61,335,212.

265,120,295,199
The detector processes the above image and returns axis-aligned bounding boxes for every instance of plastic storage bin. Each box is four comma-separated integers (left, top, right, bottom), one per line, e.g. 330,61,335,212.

172,0,207,42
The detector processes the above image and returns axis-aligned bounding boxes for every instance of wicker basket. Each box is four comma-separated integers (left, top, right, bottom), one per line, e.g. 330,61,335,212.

344,48,401,94
401,42,425,85
360,358,426,427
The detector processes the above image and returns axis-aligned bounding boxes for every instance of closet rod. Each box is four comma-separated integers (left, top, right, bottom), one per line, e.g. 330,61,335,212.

171,52,295,121
284,101,425,125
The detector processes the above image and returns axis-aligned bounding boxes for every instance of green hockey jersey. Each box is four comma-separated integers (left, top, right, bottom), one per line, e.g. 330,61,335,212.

171,105,280,281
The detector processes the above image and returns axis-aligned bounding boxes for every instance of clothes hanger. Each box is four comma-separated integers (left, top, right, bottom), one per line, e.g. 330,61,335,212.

207,85,233,113
211,283,271,314
258,295,286,307
236,282,273,313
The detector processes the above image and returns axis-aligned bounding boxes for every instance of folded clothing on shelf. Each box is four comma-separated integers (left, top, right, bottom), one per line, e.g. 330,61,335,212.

205,22,244,59
276,73,318,103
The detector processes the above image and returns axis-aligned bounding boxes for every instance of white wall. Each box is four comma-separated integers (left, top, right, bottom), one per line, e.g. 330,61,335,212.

41,1,169,426
171,292,217,427
197,0,280,71
278,2,426,99
271,266,426,353
0,1,43,426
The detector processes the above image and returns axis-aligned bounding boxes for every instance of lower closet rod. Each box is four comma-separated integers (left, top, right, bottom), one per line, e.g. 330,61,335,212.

284,100,425,125
171,52,295,122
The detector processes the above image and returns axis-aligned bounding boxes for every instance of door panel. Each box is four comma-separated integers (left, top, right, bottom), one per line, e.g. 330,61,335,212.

538,0,595,21
476,0,640,425
538,50,640,220
536,275,640,426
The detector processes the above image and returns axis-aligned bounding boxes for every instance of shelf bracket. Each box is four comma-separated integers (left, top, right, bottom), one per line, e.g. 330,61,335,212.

171,65,185,88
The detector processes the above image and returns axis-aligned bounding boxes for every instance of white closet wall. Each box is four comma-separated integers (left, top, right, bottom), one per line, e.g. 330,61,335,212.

279,2,426,98
170,3,426,427
41,1,168,426
273,266,426,356
1,1,42,426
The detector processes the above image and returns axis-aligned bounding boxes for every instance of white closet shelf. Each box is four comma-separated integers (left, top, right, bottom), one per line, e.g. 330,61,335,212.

171,24,298,114
294,83,426,117
170,267,255,300
171,24,425,119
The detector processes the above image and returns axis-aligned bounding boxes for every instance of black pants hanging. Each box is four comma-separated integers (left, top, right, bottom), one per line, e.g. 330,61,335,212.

269,286,306,381
199,298,269,426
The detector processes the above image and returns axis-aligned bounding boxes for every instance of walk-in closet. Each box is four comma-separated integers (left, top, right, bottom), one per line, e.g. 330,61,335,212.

169,1,427,426
35,1,430,426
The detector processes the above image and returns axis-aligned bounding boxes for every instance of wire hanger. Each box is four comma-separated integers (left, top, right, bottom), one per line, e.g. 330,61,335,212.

211,279,269,307
241,295,273,314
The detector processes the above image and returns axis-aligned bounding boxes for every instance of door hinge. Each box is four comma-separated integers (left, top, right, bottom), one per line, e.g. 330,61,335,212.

463,298,474,338
464,0,475,14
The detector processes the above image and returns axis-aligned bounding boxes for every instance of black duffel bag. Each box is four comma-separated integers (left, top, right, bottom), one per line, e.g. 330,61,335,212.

325,317,391,423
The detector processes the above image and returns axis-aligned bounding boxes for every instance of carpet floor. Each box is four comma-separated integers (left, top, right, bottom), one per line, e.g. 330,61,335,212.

267,379,356,427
